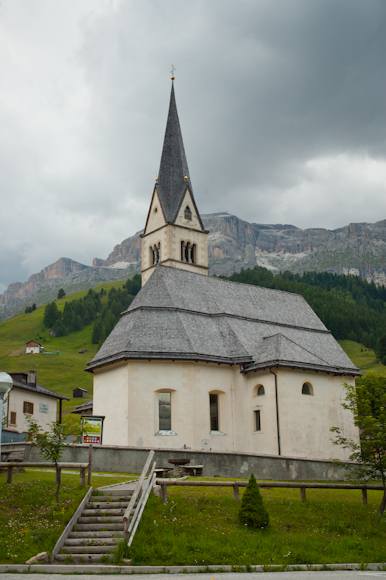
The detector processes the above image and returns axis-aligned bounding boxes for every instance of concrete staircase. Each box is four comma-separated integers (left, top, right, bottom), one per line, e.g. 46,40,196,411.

55,488,134,564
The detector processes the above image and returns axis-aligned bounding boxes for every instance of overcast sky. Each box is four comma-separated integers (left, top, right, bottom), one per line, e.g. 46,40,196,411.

0,0,385,293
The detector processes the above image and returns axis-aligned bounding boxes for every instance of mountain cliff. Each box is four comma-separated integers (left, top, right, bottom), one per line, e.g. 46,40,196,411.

93,213,386,285
1,213,386,322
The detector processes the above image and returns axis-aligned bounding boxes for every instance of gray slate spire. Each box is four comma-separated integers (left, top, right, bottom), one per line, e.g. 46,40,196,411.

156,83,204,228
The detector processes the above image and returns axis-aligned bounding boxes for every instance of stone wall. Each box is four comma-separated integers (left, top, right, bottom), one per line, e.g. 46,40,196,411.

1,442,349,480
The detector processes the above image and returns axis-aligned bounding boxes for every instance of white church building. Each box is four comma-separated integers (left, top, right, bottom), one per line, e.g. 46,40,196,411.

86,80,360,460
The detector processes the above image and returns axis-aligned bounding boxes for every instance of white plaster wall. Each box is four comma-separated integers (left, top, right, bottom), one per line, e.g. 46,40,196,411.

26,347,40,354
275,368,359,460
93,359,359,459
93,363,129,446
6,388,57,432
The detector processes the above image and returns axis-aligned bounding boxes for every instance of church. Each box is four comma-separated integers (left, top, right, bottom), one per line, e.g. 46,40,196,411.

86,79,360,460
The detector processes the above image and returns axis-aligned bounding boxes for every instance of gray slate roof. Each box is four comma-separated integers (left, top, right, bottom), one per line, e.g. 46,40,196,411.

71,398,93,414
156,83,204,229
12,379,69,400
87,266,359,376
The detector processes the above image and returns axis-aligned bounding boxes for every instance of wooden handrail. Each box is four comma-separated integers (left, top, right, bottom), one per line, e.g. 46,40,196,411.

123,450,155,539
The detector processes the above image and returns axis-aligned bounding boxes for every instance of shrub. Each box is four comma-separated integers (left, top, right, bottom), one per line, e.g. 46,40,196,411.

238,473,269,528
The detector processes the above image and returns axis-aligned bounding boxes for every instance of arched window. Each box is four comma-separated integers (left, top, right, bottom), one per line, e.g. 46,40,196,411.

150,244,161,265
302,382,314,396
257,385,265,396
184,205,192,220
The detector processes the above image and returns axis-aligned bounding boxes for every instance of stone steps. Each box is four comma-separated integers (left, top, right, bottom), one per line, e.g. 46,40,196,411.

68,531,124,539
62,545,116,554
56,491,134,564
65,538,119,546
55,554,111,564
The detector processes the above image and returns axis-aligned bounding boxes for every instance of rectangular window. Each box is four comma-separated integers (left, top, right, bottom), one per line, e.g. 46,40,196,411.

210,394,219,431
254,410,261,431
23,401,34,415
10,411,16,425
159,393,171,431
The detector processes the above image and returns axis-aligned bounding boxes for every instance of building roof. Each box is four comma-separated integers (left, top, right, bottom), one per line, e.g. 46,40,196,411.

71,398,93,414
11,379,69,401
87,266,360,376
155,83,204,229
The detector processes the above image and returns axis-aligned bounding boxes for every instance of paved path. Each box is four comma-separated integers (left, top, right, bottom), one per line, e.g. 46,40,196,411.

2,572,386,579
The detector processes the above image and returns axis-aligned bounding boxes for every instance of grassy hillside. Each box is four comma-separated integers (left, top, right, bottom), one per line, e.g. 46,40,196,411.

339,340,386,376
0,278,127,415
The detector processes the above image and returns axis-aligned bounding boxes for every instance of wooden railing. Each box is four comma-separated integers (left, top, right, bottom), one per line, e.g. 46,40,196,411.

156,479,385,505
123,450,156,546
0,462,90,486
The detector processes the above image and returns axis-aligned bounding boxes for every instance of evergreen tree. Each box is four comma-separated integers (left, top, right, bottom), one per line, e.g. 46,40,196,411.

43,302,61,328
238,473,269,528
57,288,66,299
92,320,102,344
32,303,36,311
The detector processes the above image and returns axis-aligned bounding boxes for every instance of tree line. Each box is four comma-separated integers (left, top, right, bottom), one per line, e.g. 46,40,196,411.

43,274,141,345
221,267,386,354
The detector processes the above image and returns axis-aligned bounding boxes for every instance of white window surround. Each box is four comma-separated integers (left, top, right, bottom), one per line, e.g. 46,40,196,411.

155,430,177,436
210,430,226,435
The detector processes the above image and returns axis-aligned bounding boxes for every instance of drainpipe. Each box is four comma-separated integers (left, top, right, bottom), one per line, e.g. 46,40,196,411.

270,368,281,456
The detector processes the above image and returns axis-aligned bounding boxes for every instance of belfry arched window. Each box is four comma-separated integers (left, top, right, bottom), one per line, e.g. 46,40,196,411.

184,205,192,220
150,243,161,265
181,241,196,264
302,382,314,396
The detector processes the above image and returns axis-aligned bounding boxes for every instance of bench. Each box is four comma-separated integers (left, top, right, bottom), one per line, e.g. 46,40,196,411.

183,465,203,477
154,467,173,478
1,448,25,472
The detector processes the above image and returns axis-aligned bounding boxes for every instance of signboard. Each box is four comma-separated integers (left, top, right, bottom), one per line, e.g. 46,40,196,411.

39,403,49,414
82,416,104,445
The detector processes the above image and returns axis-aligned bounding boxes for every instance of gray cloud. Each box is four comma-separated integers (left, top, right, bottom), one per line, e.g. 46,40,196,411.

0,0,385,291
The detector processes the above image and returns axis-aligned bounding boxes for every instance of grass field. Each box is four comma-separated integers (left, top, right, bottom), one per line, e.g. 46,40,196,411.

2,471,386,566
0,278,128,414
0,468,137,564
130,484,386,567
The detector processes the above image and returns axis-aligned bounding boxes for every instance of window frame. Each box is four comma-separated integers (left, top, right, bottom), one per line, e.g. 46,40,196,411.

302,382,314,396
23,401,34,415
254,409,261,432
9,411,17,425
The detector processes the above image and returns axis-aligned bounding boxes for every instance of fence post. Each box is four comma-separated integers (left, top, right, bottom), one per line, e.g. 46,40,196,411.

300,487,306,501
233,482,239,501
80,467,86,487
362,487,367,505
7,465,12,484
161,483,167,505
88,445,93,485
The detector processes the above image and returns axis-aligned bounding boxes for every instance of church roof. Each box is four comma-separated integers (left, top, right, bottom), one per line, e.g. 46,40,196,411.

86,266,360,376
155,83,204,229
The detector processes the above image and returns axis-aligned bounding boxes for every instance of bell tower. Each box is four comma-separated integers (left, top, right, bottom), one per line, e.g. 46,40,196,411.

141,78,209,285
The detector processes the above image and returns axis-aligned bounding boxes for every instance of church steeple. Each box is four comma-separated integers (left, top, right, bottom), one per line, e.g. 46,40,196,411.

155,82,204,229
141,79,208,285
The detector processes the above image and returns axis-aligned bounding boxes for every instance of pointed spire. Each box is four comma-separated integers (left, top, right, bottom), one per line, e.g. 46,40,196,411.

156,83,196,224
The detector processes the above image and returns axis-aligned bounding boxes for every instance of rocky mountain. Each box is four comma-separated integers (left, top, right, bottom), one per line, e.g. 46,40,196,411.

94,212,386,284
1,212,386,322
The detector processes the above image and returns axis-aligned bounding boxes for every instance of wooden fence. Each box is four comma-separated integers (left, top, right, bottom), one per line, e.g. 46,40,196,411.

0,462,90,486
156,479,385,505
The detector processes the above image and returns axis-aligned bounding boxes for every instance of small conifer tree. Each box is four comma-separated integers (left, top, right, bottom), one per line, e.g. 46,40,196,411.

239,473,269,528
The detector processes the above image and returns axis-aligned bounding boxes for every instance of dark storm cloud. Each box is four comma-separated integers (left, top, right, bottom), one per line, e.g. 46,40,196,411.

0,0,385,291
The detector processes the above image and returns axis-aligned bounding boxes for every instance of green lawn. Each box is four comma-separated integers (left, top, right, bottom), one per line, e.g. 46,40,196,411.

339,340,386,377
130,484,386,566
0,279,128,415
0,468,138,564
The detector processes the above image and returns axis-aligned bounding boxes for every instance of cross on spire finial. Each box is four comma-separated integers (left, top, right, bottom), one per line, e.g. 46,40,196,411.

170,64,175,80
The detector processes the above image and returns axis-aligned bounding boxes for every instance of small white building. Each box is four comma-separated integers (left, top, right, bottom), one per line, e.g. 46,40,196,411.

86,81,360,461
3,371,68,434
26,340,44,354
